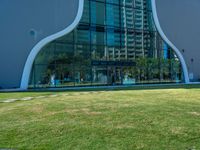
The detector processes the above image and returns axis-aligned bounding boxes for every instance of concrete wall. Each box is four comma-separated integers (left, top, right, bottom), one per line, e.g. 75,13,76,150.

0,0,79,89
155,0,200,82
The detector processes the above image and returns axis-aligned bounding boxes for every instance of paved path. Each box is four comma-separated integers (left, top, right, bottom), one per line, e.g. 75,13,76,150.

0,91,108,103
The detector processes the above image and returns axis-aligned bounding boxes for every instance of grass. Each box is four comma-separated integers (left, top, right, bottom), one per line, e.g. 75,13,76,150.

0,92,52,102
1,85,200,149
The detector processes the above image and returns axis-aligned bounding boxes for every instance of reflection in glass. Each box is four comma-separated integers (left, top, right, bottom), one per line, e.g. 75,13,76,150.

75,69,92,86
91,1,105,25
106,4,120,27
92,66,108,85
29,0,183,88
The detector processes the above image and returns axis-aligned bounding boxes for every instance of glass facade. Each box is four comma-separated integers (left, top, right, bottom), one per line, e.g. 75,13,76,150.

29,0,183,88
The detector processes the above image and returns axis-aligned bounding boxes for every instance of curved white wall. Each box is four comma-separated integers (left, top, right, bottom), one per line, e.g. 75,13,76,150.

20,0,84,90
0,0,81,89
151,0,189,83
153,0,200,82
1,0,195,89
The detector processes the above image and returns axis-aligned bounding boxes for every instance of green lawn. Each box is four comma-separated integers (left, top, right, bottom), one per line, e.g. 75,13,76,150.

1,85,200,150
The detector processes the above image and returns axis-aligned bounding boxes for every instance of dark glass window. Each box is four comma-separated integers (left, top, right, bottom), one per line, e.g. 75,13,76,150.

121,6,134,29
74,28,90,44
92,45,107,61
34,43,55,65
54,43,74,65
56,31,74,44
80,0,90,23
106,4,120,27
120,0,134,7
91,1,105,26
91,28,106,45
75,68,92,86
74,44,91,66
106,0,119,4
92,66,108,85
107,28,120,46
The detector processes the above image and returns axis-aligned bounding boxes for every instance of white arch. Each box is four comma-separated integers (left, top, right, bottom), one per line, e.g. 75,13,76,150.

20,0,84,90
151,0,190,83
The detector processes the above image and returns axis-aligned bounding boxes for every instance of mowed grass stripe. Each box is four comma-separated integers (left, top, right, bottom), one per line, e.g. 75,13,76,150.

0,86,200,149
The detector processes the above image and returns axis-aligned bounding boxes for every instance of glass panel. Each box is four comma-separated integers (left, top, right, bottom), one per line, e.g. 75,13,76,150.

91,28,106,45
135,30,144,57
121,6,134,29
121,29,135,47
146,58,160,83
115,67,122,84
122,66,136,85
29,0,183,88
106,4,120,27
92,45,107,61
33,64,56,88
145,0,152,10
92,66,108,85
29,68,35,88
127,47,135,61
106,0,119,4
91,1,105,26
134,9,143,30
56,32,74,44
35,43,55,65
55,65,74,87
107,66,122,85
135,0,143,9
107,46,119,61
107,28,121,46
54,43,74,65
144,11,156,31
74,44,91,66
120,0,135,7
74,26,90,44
80,0,90,23
75,68,92,86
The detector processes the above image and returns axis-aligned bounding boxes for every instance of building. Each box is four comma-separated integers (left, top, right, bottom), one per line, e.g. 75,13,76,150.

0,0,199,90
